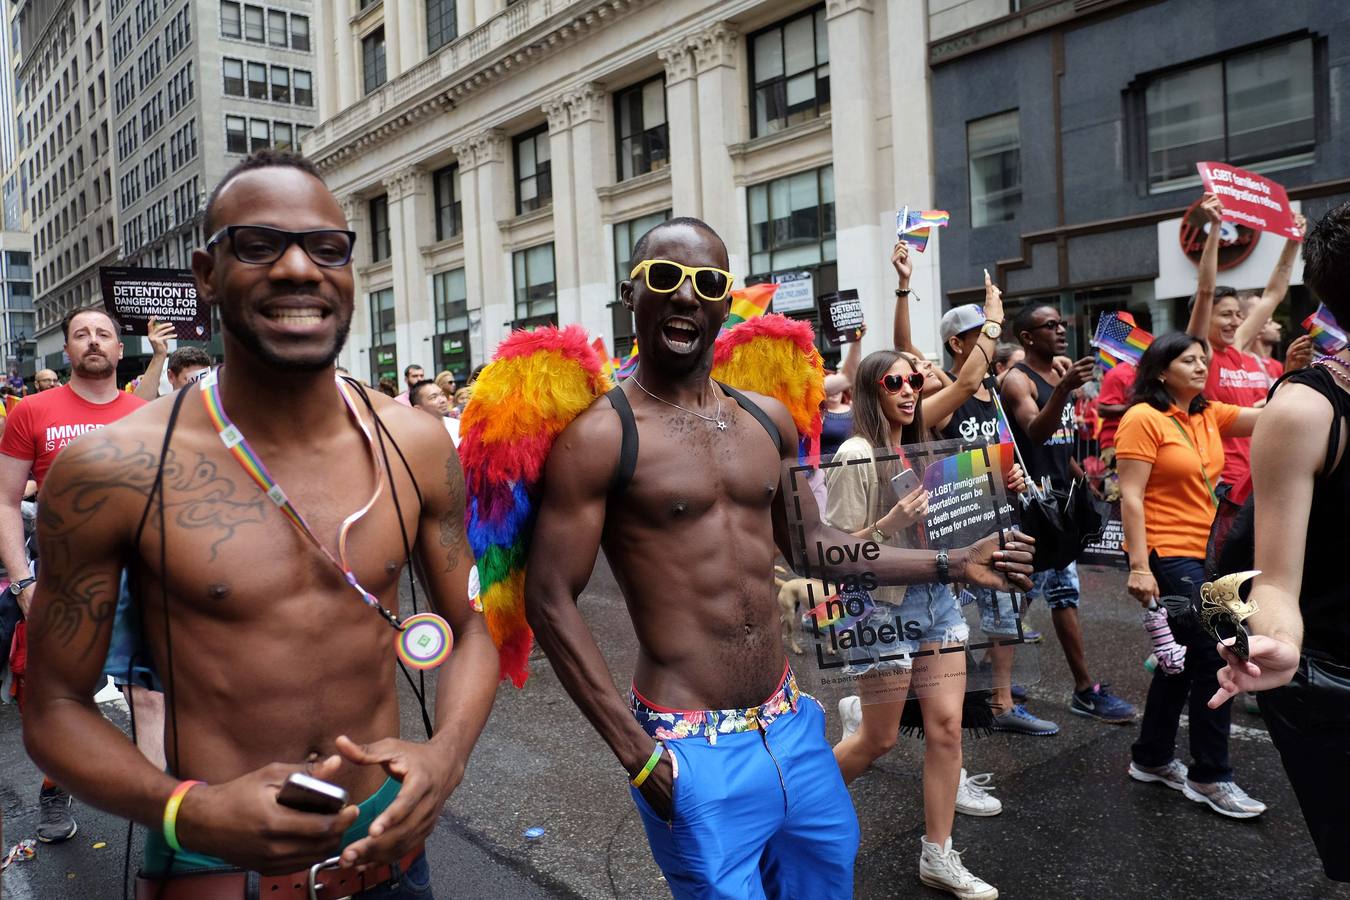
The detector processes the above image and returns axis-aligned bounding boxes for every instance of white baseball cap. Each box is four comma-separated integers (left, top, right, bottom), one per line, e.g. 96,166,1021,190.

939,304,987,342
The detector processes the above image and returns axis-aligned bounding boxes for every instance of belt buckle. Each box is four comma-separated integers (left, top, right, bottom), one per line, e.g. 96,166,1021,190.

307,856,352,900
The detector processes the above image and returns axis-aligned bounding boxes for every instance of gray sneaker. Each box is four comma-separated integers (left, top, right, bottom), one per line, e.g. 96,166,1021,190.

990,704,1059,736
1182,779,1267,819
37,785,78,843
1128,759,1188,791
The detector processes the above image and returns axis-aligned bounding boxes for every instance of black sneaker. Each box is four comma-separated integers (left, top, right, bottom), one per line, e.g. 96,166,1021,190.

37,785,77,843
1069,683,1136,723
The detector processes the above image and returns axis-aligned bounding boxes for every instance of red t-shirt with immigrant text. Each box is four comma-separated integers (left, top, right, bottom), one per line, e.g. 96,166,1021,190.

1204,345,1267,485
0,385,146,489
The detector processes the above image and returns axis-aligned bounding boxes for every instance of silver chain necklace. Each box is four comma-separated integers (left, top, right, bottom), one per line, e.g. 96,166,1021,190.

631,376,728,430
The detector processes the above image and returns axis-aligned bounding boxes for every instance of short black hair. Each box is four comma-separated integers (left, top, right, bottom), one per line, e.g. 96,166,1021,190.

409,379,442,406
167,346,213,374
204,149,326,234
1012,303,1057,347
62,306,121,341
629,216,727,273
404,364,424,377
1186,285,1238,313
1131,331,1210,415
1305,201,1350,326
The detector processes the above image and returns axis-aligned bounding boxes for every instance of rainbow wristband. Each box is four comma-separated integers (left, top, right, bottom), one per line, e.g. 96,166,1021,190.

162,780,204,853
630,744,664,788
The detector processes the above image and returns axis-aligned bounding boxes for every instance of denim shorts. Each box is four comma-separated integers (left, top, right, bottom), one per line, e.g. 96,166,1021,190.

969,588,1021,637
841,583,968,674
1027,562,1080,610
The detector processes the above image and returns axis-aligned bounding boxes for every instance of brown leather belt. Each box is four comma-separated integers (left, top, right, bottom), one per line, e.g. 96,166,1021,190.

134,844,424,900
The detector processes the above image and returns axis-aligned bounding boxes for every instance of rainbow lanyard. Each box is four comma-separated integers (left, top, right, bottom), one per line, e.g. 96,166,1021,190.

198,368,400,631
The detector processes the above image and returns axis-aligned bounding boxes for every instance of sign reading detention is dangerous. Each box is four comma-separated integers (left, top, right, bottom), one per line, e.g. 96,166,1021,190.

100,267,212,340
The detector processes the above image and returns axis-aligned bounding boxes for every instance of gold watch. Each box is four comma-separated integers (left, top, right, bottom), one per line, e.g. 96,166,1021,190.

981,320,1003,340
870,524,888,543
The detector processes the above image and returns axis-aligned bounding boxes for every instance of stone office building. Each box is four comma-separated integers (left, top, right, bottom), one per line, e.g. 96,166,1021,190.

306,0,942,386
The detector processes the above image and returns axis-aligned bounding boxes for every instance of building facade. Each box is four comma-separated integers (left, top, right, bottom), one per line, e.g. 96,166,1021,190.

0,232,35,381
12,0,118,369
928,0,1350,352
306,0,941,386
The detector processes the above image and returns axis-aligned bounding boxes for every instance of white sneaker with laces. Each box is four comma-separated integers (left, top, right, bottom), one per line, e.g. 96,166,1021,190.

955,769,1003,817
1182,779,1267,819
919,836,998,899
838,695,862,741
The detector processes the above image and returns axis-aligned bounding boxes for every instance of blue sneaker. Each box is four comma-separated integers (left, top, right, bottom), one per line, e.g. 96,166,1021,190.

1070,683,1136,723
1010,683,1027,701
991,704,1059,736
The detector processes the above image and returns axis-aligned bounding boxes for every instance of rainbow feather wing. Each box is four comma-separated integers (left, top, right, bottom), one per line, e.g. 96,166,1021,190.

459,325,613,687
711,314,826,463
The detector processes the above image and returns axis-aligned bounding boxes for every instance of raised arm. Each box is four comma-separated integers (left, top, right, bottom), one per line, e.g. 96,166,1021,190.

890,241,921,356
1234,212,1307,353
923,270,1003,428
133,319,177,402
1211,383,1327,705
1185,193,1225,341
523,409,664,789
336,424,499,869
840,325,865,387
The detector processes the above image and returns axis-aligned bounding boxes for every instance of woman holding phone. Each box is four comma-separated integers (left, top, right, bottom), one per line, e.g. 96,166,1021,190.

825,349,997,900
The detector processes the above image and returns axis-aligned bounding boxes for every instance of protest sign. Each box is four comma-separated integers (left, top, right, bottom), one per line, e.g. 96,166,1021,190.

818,289,865,345
1079,501,1126,568
1196,162,1301,241
100,267,211,340
770,271,814,313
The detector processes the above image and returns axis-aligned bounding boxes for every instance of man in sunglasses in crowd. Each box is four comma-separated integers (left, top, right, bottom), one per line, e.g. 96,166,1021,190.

21,149,498,898
526,216,1038,898
1001,305,1138,723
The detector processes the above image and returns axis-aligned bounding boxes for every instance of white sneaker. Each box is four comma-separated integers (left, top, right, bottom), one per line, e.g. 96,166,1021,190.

919,836,998,899
1182,779,1267,819
955,769,1003,817
838,695,862,741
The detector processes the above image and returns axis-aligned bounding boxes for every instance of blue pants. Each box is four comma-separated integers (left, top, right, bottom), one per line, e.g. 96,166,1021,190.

630,697,859,899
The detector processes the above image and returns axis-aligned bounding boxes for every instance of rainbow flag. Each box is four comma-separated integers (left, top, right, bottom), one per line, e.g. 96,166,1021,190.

921,442,1015,494
896,207,951,254
1303,304,1347,355
801,591,870,633
615,343,640,380
1092,312,1152,369
724,283,777,332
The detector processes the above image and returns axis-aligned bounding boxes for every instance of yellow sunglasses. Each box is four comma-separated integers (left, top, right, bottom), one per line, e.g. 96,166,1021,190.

629,259,736,303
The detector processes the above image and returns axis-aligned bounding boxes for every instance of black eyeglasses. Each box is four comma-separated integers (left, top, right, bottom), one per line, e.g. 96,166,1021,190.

206,225,357,268
878,372,926,394
1031,319,1068,332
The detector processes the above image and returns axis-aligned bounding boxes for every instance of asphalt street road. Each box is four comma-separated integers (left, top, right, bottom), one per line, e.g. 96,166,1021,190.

2,558,1347,899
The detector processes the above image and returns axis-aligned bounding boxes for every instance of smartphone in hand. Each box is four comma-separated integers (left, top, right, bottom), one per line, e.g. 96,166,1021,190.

276,772,349,815
891,468,920,498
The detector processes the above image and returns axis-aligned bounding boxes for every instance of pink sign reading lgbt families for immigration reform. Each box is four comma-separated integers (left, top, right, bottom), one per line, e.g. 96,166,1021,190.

1196,162,1302,242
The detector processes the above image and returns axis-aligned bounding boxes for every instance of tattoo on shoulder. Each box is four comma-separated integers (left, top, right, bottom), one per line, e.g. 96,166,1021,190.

438,456,466,567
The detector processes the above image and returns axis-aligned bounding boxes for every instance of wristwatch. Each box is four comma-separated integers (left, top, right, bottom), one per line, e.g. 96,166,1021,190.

981,321,1003,340
8,576,35,596
935,550,951,584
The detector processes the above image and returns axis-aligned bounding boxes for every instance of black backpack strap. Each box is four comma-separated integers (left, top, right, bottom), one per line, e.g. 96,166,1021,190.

717,382,784,456
605,386,638,496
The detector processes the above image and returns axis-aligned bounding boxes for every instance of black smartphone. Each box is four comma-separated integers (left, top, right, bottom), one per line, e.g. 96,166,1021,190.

276,772,349,815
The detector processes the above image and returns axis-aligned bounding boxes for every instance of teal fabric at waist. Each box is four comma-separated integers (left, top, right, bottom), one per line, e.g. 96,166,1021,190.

142,776,402,874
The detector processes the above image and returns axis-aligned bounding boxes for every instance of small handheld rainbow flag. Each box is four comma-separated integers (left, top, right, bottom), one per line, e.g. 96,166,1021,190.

724,282,777,333
801,592,870,633
615,343,640,380
1303,304,1347,355
1092,312,1152,369
896,206,951,254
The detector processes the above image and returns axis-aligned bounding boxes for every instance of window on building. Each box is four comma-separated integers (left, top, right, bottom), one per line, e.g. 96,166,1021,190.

273,121,293,150
431,267,470,379
223,57,244,95
270,66,290,103
513,243,557,329
267,9,287,46
290,14,310,52
1143,37,1315,188
616,76,668,181
247,61,267,99
368,288,397,384
249,117,269,152
221,1,241,39
427,0,457,53
433,165,461,241
514,127,551,215
749,6,830,137
967,110,1021,226
293,70,313,107
363,27,387,95
243,4,264,42
369,194,391,262
611,209,670,357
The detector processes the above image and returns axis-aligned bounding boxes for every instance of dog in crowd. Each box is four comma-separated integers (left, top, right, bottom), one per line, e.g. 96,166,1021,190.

773,565,834,655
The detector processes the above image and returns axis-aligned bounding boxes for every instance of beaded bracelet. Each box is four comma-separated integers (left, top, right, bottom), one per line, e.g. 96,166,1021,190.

163,780,204,852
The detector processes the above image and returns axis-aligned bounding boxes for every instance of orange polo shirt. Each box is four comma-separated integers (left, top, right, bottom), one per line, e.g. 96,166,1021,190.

1115,400,1240,559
